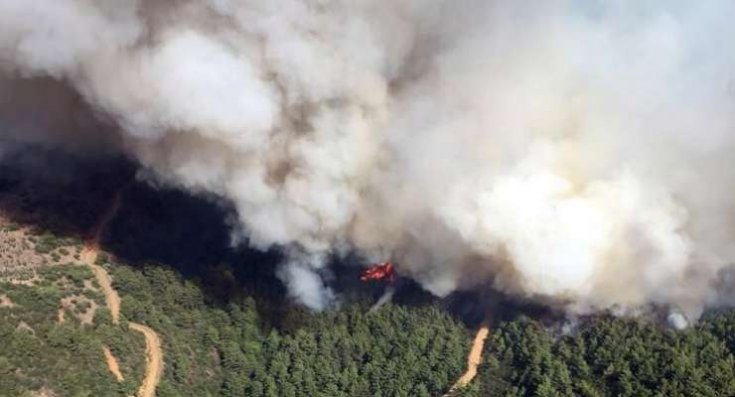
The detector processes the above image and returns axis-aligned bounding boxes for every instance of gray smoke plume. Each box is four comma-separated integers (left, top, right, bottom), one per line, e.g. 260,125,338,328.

2,1,735,318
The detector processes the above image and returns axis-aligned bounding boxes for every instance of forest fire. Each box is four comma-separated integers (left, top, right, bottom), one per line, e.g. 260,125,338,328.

360,262,395,283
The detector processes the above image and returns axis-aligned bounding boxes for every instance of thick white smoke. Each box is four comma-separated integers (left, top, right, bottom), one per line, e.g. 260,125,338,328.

2,1,735,317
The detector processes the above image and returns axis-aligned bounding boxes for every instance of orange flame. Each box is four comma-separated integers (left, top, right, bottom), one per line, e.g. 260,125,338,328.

360,262,395,283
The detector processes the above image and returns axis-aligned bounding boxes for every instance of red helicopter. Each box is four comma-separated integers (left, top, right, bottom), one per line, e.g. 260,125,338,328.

360,261,395,283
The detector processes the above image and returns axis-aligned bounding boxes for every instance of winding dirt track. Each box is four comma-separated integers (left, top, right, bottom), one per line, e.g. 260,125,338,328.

82,188,124,322
444,322,491,396
102,345,124,382
129,323,164,397
82,187,164,397
84,251,121,324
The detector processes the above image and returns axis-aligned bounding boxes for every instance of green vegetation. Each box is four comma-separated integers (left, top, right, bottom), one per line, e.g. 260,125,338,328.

31,232,79,256
479,314,735,397
39,263,93,291
251,306,467,397
0,279,145,396
109,263,470,397
7,161,735,397
10,243,735,397
33,232,60,254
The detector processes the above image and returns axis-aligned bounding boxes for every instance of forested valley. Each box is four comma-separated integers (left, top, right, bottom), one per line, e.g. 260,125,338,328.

3,156,735,397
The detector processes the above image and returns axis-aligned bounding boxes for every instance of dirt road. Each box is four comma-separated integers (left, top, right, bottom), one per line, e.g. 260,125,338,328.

82,187,164,396
85,253,121,324
102,345,124,382
129,322,164,397
82,188,124,323
444,323,491,396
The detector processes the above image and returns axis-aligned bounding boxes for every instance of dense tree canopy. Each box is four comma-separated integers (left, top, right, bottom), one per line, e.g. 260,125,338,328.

480,314,735,397
6,162,735,397
109,263,470,397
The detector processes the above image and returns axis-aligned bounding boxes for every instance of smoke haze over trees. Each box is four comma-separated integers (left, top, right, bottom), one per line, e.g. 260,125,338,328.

4,1,735,322
3,151,735,396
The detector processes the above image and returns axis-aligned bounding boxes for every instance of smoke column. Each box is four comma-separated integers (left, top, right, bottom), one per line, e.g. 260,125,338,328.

2,1,735,319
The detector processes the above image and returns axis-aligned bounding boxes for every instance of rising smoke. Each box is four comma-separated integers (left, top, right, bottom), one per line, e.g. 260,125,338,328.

2,1,735,319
